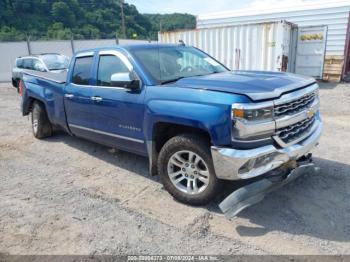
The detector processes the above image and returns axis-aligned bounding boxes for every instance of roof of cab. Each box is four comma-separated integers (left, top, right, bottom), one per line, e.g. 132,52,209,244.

74,43,183,55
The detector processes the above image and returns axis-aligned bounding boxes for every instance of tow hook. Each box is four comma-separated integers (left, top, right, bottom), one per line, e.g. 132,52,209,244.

219,155,317,219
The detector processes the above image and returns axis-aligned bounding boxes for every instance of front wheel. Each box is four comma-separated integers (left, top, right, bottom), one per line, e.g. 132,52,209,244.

158,134,222,206
31,101,53,139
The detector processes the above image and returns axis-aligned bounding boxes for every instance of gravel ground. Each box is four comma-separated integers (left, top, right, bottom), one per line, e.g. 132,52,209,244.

0,82,349,255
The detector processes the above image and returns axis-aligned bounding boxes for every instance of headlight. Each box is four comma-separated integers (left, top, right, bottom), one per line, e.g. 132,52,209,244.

232,103,274,122
231,102,275,141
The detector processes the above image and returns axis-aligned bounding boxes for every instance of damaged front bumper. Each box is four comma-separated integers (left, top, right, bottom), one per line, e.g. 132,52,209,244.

219,158,317,218
211,119,322,181
211,118,322,218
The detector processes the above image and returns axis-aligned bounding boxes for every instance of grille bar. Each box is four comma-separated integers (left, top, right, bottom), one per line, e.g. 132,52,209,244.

274,92,316,117
276,116,315,145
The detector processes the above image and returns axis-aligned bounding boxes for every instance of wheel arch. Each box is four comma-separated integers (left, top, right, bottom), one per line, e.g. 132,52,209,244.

23,96,46,116
147,121,211,176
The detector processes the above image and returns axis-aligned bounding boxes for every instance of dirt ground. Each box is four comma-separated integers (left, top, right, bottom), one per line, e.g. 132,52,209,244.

0,82,349,255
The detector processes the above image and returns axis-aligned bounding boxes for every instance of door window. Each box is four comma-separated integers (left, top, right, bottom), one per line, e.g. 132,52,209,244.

97,55,129,86
72,56,93,85
22,59,34,70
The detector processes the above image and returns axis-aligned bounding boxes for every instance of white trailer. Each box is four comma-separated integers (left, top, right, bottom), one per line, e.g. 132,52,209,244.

196,0,350,81
159,21,298,74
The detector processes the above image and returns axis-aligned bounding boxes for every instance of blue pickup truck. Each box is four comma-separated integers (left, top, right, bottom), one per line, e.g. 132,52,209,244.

21,44,322,217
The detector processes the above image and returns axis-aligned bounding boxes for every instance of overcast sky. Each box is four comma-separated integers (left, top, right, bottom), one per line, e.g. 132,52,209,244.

125,0,322,15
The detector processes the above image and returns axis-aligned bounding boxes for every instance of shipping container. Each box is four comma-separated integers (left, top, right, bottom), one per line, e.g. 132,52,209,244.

159,21,297,73
196,0,350,81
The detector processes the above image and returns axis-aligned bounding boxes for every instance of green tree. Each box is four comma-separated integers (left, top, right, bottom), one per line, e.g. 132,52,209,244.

0,0,196,41
51,1,76,27
145,13,196,39
0,26,25,41
46,23,72,40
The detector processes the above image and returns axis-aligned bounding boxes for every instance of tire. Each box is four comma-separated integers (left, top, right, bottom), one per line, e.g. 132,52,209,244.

158,134,222,206
12,78,18,88
31,101,53,139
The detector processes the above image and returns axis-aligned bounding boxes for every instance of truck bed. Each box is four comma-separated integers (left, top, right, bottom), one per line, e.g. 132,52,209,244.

22,69,67,84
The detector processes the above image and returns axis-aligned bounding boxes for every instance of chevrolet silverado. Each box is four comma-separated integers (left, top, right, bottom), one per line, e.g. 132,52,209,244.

21,44,322,217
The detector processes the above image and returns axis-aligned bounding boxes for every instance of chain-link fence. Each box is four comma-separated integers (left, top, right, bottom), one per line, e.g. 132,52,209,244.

0,38,155,83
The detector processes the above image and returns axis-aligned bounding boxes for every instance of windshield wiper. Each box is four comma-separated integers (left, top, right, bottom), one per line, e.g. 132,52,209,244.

160,72,221,85
160,77,185,85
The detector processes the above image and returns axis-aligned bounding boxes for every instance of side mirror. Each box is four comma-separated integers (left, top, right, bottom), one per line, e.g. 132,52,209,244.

110,72,140,90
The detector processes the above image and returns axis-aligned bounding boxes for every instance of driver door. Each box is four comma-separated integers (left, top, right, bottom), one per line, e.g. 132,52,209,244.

89,50,147,155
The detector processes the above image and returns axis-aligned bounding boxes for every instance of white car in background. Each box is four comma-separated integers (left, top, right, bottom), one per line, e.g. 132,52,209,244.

12,53,70,89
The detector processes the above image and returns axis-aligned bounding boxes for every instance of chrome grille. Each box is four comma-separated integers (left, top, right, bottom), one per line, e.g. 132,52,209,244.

276,116,315,145
274,92,316,117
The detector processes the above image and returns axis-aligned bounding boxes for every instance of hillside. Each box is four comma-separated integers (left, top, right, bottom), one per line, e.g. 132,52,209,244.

0,0,196,41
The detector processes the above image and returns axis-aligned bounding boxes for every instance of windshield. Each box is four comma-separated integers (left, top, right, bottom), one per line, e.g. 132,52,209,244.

41,54,70,70
129,46,228,84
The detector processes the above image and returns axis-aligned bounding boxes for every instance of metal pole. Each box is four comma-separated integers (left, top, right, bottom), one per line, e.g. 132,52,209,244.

120,0,126,39
70,34,75,54
26,34,31,55
116,32,119,45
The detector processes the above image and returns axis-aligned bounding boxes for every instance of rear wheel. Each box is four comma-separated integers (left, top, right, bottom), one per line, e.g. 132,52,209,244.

31,101,53,139
158,134,222,206
12,78,19,89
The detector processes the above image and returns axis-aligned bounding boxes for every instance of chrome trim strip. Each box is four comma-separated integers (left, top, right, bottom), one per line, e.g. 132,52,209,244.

273,118,320,148
68,124,144,144
99,50,133,71
275,98,320,129
90,85,127,90
70,83,127,91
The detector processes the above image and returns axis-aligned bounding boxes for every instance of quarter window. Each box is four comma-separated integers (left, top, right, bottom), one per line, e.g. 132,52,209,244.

72,56,93,85
97,55,129,86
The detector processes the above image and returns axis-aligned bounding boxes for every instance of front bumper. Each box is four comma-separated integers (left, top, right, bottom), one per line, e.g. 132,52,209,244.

219,159,316,218
211,118,323,180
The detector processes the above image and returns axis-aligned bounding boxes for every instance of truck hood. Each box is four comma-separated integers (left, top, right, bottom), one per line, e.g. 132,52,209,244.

176,71,316,101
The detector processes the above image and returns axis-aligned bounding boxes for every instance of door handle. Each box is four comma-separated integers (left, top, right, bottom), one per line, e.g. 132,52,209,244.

65,93,74,99
91,96,103,102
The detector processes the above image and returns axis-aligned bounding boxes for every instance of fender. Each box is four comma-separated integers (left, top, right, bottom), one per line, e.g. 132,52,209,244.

144,99,232,146
142,84,251,146
21,75,50,117
142,84,251,176
21,73,67,130
143,99,232,176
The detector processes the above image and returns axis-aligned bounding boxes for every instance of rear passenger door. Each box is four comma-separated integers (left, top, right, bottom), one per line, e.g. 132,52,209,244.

64,53,95,139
